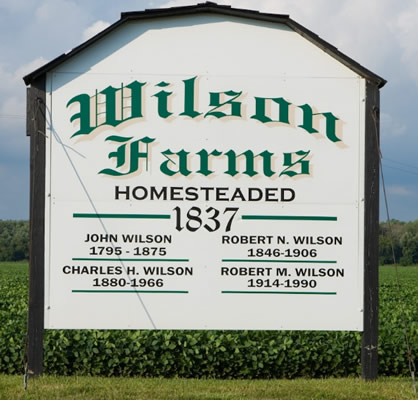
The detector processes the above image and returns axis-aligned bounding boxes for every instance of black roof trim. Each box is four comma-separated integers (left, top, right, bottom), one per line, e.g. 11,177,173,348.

23,2,386,88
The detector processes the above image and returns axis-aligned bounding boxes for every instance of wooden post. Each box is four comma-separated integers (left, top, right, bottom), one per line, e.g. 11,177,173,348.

361,81,380,380
26,76,46,377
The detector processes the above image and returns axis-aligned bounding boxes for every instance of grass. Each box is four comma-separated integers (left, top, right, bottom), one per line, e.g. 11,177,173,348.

0,375,416,400
380,264,417,284
0,261,28,277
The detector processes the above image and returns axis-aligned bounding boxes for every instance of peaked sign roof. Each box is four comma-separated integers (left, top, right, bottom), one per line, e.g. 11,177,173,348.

23,2,386,88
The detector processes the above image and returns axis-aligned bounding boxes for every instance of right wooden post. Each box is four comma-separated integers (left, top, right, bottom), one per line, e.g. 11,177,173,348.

361,81,380,381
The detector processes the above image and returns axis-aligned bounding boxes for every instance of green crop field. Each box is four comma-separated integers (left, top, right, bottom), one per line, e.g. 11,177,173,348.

0,262,416,380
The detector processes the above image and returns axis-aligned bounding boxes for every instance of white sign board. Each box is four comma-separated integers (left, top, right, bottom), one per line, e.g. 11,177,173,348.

44,15,365,330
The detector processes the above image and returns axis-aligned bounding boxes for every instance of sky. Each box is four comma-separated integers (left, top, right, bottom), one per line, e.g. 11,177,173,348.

0,0,417,221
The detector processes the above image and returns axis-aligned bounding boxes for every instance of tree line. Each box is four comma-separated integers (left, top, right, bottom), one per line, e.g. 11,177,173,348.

379,219,418,265
0,220,29,261
0,219,417,264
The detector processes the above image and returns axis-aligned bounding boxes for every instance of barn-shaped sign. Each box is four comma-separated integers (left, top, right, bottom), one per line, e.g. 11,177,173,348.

24,2,385,377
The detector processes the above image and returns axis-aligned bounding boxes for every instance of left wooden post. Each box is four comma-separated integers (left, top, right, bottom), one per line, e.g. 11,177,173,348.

26,76,46,377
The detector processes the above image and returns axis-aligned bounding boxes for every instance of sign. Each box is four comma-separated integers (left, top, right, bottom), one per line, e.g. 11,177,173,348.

43,14,367,330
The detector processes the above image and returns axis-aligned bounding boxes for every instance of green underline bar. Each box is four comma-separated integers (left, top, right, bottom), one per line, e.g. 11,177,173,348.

73,213,171,219
242,215,337,221
222,291,337,295
72,258,189,262
222,259,336,264
72,290,188,294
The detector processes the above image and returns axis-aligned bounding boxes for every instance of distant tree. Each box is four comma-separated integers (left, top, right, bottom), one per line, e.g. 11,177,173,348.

11,220,29,260
399,231,418,266
379,219,418,265
379,234,395,265
0,220,29,261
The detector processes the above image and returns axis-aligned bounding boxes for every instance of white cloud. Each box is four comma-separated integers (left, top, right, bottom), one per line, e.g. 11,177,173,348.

387,184,415,197
0,64,16,94
159,0,196,7
16,57,49,80
0,57,47,92
0,57,48,111
391,2,418,59
0,0,37,12
0,57,47,120
390,2,418,85
82,20,111,42
0,96,24,117
35,0,81,22
30,0,90,53
381,112,407,137
0,57,49,154
158,0,418,85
